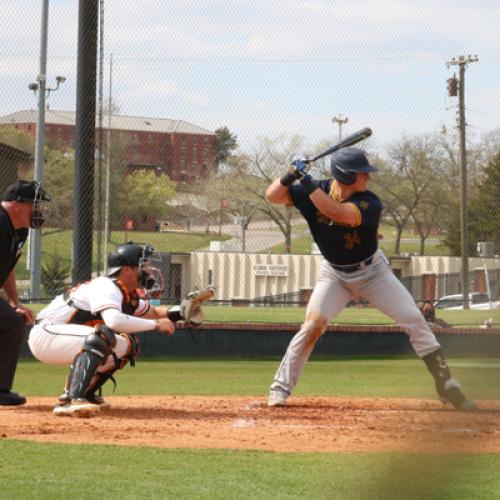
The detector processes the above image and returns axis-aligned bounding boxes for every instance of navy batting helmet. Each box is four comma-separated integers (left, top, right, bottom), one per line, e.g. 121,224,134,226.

330,147,377,185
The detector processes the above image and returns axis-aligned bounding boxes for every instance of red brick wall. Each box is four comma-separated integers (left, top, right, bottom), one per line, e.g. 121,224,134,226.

2,122,217,183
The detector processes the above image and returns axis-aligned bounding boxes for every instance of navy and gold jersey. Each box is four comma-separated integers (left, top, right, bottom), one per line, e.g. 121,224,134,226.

289,179,382,265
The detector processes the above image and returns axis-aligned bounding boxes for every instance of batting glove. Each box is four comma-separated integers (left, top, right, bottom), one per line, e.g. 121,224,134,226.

280,159,309,187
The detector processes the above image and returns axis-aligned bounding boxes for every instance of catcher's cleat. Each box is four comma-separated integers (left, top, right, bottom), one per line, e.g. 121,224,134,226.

267,390,289,407
53,398,101,417
57,391,110,410
57,390,70,405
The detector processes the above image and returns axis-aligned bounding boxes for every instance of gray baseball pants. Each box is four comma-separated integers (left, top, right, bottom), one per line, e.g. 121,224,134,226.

270,251,440,395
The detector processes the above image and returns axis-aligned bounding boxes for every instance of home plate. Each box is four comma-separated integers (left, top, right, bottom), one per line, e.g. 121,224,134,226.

233,418,256,428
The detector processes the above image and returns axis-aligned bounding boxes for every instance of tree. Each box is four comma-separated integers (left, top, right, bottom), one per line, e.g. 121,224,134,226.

41,253,70,296
372,135,449,255
411,182,454,255
43,147,75,229
230,135,307,253
118,170,176,227
214,127,238,164
0,126,34,152
475,150,500,251
445,150,500,255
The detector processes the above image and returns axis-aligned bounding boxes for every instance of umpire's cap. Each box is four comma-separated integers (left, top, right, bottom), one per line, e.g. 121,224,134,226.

330,148,377,185
2,180,51,202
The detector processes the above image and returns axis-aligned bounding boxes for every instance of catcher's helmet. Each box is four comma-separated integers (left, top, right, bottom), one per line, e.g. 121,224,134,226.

107,242,144,274
330,147,377,185
107,242,162,294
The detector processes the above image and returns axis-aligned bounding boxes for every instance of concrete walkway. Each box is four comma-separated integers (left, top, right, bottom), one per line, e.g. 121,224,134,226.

193,219,305,253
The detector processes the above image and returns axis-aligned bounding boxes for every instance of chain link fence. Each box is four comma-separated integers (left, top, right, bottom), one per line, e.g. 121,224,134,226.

1,1,499,306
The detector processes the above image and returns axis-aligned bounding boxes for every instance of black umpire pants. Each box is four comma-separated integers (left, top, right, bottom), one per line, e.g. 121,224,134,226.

0,297,26,391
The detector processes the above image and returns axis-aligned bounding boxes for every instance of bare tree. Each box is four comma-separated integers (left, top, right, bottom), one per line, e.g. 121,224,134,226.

238,135,307,253
373,135,448,255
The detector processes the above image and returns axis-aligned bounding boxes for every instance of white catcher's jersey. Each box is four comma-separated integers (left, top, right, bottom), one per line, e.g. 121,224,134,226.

29,276,149,367
36,276,149,325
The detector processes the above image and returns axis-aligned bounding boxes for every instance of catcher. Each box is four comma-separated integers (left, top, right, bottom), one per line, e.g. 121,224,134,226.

28,242,212,417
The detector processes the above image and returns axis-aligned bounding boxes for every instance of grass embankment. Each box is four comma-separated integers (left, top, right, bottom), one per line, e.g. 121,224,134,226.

15,228,230,280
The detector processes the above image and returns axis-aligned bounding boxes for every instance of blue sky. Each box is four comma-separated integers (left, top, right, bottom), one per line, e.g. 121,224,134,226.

1,0,499,152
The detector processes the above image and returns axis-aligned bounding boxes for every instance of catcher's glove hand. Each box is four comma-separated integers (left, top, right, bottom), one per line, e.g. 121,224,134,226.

179,287,215,326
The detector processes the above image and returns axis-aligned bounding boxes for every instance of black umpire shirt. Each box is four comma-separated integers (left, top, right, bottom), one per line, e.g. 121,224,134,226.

0,206,28,289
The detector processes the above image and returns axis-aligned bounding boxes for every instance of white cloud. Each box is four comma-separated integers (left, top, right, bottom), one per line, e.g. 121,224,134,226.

1,0,498,148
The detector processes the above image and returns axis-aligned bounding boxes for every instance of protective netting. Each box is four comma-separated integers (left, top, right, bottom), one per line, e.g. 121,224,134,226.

0,1,498,304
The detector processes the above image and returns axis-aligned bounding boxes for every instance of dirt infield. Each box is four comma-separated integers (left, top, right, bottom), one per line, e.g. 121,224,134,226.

1,396,499,453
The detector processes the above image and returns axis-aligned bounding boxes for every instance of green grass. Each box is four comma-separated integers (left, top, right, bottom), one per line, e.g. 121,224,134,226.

14,357,500,400
1,440,499,499
202,306,500,328
4,357,500,498
25,303,500,327
15,228,230,280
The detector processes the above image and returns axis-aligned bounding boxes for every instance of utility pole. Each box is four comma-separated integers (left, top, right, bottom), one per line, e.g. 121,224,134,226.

447,55,479,309
332,114,348,141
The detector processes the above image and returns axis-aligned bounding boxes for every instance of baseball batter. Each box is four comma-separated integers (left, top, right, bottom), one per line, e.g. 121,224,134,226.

265,147,476,411
29,242,176,417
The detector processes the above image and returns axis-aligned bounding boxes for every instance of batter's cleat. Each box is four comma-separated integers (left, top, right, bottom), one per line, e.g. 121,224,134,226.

440,394,478,412
267,389,289,407
457,399,478,411
438,382,478,411
57,391,110,410
53,398,101,417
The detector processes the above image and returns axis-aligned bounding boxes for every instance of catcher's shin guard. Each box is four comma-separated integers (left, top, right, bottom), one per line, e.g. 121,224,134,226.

68,325,117,400
422,348,477,411
86,334,140,399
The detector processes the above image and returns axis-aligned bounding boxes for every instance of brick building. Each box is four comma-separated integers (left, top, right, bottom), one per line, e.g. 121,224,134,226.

0,109,218,183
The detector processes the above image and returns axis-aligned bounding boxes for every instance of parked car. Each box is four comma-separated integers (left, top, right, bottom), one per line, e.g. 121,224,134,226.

434,293,500,310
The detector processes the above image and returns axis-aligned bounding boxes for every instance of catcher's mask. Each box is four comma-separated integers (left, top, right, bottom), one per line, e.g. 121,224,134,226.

107,242,162,295
139,245,163,296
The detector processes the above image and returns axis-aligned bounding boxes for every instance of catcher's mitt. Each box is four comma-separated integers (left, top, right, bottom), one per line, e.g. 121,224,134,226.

179,287,215,326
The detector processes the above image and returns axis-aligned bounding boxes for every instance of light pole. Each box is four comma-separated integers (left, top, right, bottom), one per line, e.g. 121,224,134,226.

29,0,65,300
332,114,349,141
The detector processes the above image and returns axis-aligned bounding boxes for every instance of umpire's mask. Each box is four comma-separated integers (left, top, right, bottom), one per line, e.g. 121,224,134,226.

30,185,47,229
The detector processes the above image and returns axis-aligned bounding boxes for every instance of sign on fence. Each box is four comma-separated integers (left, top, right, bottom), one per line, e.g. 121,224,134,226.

253,264,288,277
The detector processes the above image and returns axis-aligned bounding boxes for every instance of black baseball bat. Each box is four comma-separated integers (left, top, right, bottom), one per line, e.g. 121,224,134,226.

305,127,372,163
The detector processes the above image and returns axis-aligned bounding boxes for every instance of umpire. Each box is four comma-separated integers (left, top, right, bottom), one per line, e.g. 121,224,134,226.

0,180,50,406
